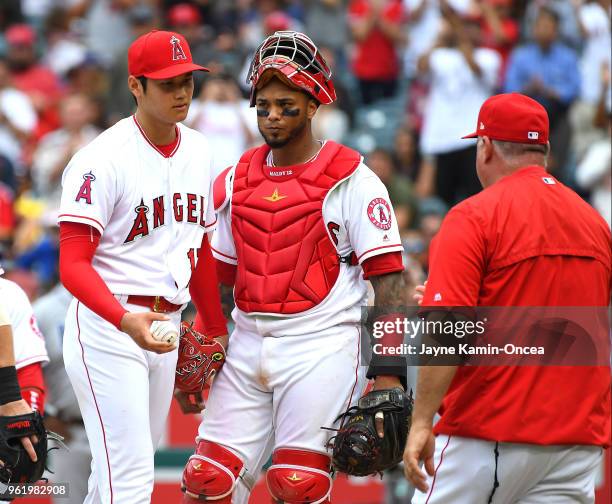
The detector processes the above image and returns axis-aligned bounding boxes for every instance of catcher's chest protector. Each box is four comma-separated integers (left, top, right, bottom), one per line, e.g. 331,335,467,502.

231,141,360,314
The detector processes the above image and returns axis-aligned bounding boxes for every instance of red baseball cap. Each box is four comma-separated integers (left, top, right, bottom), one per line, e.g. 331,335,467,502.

127,30,208,79
463,93,549,145
264,11,291,33
168,4,202,26
5,24,36,46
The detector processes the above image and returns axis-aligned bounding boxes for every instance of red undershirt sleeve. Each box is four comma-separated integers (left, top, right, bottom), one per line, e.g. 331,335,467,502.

190,237,228,337
215,260,237,286
16,362,46,414
59,222,127,330
362,251,404,279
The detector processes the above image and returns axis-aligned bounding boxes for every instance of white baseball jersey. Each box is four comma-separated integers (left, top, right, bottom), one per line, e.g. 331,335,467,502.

58,116,217,305
211,160,403,336
0,278,48,370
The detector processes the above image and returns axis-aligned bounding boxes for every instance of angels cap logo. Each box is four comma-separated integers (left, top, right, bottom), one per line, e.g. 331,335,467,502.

528,131,539,140
367,198,392,231
479,122,485,130
170,35,187,61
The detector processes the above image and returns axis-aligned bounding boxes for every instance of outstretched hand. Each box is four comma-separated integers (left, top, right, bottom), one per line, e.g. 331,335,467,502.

403,421,436,492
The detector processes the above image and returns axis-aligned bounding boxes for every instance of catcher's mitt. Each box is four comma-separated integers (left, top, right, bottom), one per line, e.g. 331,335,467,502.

175,322,226,393
328,388,413,477
0,411,48,485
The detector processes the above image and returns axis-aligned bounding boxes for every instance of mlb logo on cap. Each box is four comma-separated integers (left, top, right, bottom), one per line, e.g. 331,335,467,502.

463,93,549,145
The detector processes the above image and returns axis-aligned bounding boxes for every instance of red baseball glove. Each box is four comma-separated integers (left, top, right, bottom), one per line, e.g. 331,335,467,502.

175,322,226,393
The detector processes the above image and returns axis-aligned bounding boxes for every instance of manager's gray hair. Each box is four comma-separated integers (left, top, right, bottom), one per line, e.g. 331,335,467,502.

492,140,549,160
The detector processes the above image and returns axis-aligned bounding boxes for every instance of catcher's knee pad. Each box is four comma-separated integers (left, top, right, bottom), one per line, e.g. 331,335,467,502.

266,448,332,504
182,439,247,502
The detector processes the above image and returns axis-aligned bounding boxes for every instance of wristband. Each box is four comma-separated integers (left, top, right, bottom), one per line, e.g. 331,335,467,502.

0,365,22,405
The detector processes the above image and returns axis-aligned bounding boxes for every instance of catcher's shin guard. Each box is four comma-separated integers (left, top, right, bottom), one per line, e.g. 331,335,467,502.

266,448,332,504
182,439,252,502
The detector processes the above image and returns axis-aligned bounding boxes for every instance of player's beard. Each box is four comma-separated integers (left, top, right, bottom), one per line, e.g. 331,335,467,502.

259,116,308,149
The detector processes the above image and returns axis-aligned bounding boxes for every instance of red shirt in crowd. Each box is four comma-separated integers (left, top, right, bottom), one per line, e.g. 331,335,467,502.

0,183,15,240
422,166,611,446
348,0,404,80
11,64,64,138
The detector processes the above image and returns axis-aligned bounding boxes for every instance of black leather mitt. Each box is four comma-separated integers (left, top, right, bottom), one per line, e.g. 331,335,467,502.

329,388,413,477
0,411,48,485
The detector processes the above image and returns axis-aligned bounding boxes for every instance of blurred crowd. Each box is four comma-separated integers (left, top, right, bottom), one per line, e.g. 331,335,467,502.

0,0,610,303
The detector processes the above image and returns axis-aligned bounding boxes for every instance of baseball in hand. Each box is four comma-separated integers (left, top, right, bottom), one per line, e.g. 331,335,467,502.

150,320,179,346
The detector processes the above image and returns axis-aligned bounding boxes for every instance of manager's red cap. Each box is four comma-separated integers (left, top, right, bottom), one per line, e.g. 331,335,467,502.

128,30,208,79
462,93,549,145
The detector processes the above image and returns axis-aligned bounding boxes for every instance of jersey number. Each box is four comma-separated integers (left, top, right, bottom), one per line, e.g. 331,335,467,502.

187,248,198,272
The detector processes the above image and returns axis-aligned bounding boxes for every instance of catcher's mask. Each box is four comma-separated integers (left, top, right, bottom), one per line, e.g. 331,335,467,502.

247,31,336,106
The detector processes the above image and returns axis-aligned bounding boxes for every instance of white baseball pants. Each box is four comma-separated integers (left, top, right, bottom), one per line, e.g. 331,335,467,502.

412,434,603,504
197,315,368,504
63,299,180,504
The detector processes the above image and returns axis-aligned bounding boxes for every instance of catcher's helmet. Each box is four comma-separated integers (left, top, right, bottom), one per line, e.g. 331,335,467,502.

247,31,336,106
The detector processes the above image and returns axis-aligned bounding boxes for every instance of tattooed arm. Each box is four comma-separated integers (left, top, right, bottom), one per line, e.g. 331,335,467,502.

368,272,407,391
371,271,406,307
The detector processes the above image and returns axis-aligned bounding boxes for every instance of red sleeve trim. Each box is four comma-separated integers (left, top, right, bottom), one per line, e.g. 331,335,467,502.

357,244,403,262
211,244,237,261
362,252,404,279
58,213,105,231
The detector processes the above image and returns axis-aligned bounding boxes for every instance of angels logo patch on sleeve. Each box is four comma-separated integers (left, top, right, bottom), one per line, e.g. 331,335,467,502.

75,171,96,204
367,198,392,230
